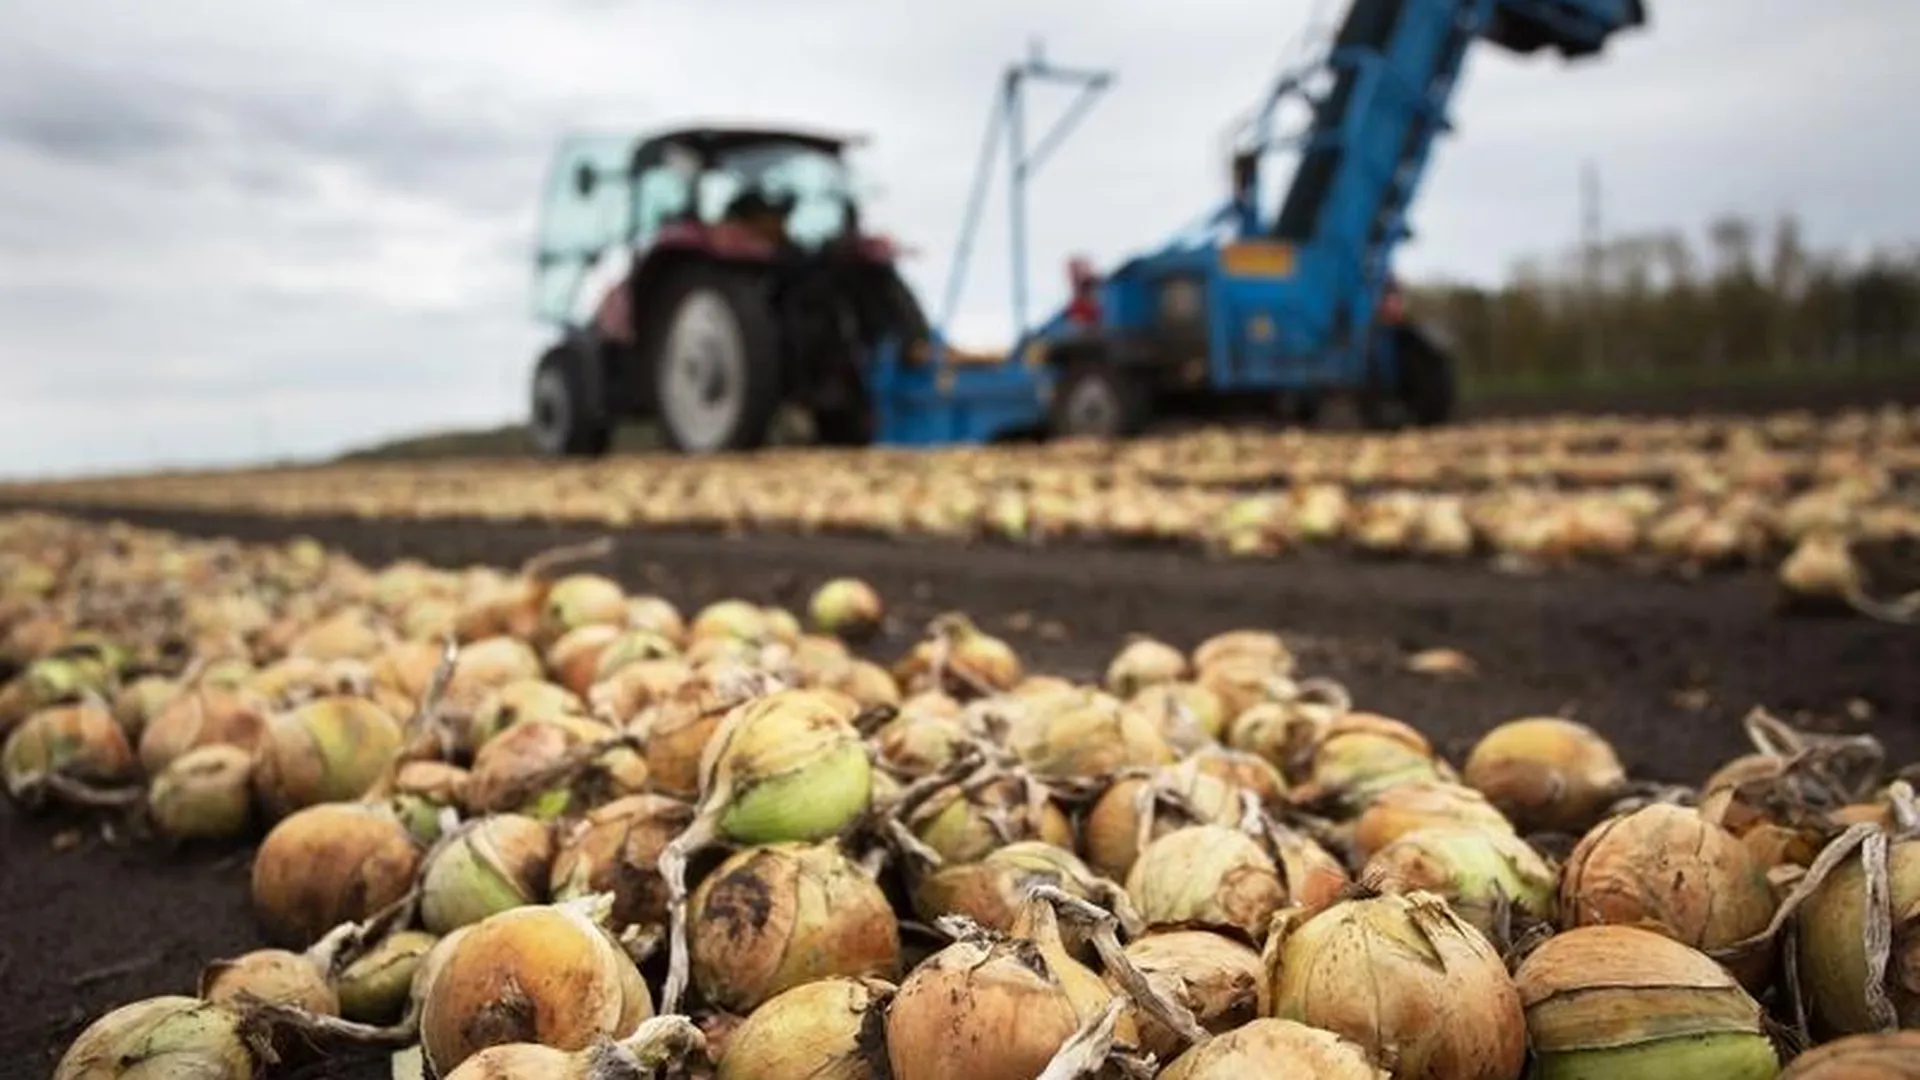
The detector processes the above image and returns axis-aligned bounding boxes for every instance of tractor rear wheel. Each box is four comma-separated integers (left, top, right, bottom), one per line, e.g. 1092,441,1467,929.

528,342,611,457
652,268,783,454
1050,361,1149,440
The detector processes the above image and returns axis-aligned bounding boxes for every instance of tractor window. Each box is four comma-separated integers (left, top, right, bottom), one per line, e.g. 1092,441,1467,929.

705,142,856,249
632,167,693,242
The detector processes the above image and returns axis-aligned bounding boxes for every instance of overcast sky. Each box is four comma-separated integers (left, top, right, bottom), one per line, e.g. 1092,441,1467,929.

1,0,1915,479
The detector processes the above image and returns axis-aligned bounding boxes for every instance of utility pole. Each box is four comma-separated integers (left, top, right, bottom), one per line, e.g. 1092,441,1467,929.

1580,159,1605,376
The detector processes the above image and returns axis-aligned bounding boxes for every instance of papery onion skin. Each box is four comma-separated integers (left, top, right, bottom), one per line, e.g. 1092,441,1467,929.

252,694,403,819
1778,1031,1920,1078
53,996,254,1080
1352,779,1516,860
1462,716,1626,835
1158,1017,1387,1080
911,840,1098,932
1116,930,1269,1062
337,929,439,1024
1364,825,1557,935
1265,891,1527,1080
250,801,421,947
689,841,901,1014
147,743,255,841
706,689,872,845
3,702,138,798
716,976,894,1080
883,935,1081,1080
1083,767,1243,882
549,793,692,931
201,948,339,1015
1795,836,1920,1036
1128,825,1286,943
1515,925,1779,1080
420,813,555,934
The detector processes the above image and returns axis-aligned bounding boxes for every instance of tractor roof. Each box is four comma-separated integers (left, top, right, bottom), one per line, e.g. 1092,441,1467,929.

633,123,865,163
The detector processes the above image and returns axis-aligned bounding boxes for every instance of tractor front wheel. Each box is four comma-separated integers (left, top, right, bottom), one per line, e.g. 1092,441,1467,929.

1050,361,1149,440
652,269,783,454
528,342,611,457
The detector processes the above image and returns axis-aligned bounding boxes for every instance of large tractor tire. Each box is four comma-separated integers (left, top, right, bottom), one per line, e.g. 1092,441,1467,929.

651,268,783,454
1049,360,1150,440
528,342,612,457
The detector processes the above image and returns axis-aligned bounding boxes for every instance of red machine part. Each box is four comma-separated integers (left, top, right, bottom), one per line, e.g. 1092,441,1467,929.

1066,255,1102,324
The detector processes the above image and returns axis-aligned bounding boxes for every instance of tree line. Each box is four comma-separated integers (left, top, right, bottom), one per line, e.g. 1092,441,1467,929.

1405,213,1920,387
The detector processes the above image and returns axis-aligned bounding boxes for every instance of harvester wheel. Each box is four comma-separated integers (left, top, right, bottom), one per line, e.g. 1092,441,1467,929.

652,269,782,454
528,343,611,457
1050,361,1149,440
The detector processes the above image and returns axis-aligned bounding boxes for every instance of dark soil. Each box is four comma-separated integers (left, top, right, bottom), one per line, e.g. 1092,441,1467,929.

6,504,1919,1078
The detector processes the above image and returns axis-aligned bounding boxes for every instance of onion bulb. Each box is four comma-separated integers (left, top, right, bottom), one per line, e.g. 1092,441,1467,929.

336,929,438,1024
911,840,1100,932
421,813,555,934
1779,1031,1920,1078
690,841,901,1013
464,714,644,819
2,702,138,801
53,996,254,1080
1294,713,1447,812
1461,716,1626,835
716,976,894,1080
420,899,654,1077
1362,826,1557,936
1796,833,1920,1035
695,687,872,846
251,694,403,820
549,793,693,931
906,775,1074,864
1515,924,1779,1079
809,577,884,641
1158,1017,1386,1080
1352,780,1516,860
1009,691,1175,779
1115,930,1268,1061
136,686,268,774
147,743,254,841
1128,825,1285,943
200,948,338,1014
1264,891,1526,1080
1083,763,1244,881
1105,635,1189,698
1559,804,1775,986
1130,681,1228,746
895,613,1022,699
251,801,421,947
639,665,780,798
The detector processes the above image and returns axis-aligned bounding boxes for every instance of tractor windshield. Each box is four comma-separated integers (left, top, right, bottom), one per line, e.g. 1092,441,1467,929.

698,141,856,249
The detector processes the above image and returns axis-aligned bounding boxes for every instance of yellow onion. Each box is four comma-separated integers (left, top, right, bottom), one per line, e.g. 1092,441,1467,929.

108,674,177,741
336,929,438,1024
1559,804,1775,986
1796,833,1920,1035
691,598,773,643
136,686,269,774
442,636,546,724
1192,629,1292,673
639,665,777,798
1083,763,1245,881
1187,744,1288,805
147,743,255,841
200,947,338,1014
1515,924,1779,1079
1130,681,1229,747
590,657,694,724
1105,635,1189,698
1265,891,1526,1080
421,813,555,934
550,793,693,930
873,710,970,778
53,996,254,1080
1363,826,1556,936
388,759,471,843
812,656,901,710
439,1015,706,1080
1196,653,1299,723
690,841,901,1012
1269,822,1354,914
1779,1031,1920,1078
546,623,624,697
697,687,871,845
1462,716,1627,834
1011,691,1176,779
911,840,1102,932
1115,930,1268,1061
537,572,627,648
907,775,1074,864
626,594,687,646
465,678,586,753
288,606,387,661
716,975,894,1080
1353,780,1516,860
2,702,138,800
589,629,681,683
1159,1017,1386,1080
251,694,403,819
895,613,1022,699
809,577,885,641
886,893,1123,1080
465,714,644,819
1294,712,1447,812
1128,825,1285,942
420,899,654,1076
251,801,421,946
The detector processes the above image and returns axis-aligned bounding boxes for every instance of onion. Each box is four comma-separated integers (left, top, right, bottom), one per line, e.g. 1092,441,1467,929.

136,686,270,774
147,743,255,841
420,813,556,934
2,702,138,801
108,674,177,742
420,899,655,1076
1294,712,1447,812
53,996,254,1080
1192,629,1292,673
1130,681,1229,747
590,657,694,725
1010,691,1175,779
690,841,901,1012
1104,635,1189,698
546,623,623,697
201,947,339,1014
464,714,644,819
388,760,471,843
1158,1017,1386,1080
1515,925,1779,1078
1779,1031,1920,1078
589,629,681,683
251,801,421,947
810,577,884,641
812,656,901,710
537,572,627,648
1115,930,1268,1061
1083,764,1245,881
691,598,773,643
466,679,586,754
912,840,1101,932
1559,804,1775,986
252,694,403,820
1461,716,1626,834
873,710,969,778
1352,780,1515,860
336,929,438,1024
716,976,893,1080
1362,826,1557,936
1128,825,1285,943
1265,891,1527,1080
907,775,1074,864
1187,744,1288,805
549,793,693,931
639,665,780,798
895,613,1022,698
1796,833,1920,1035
